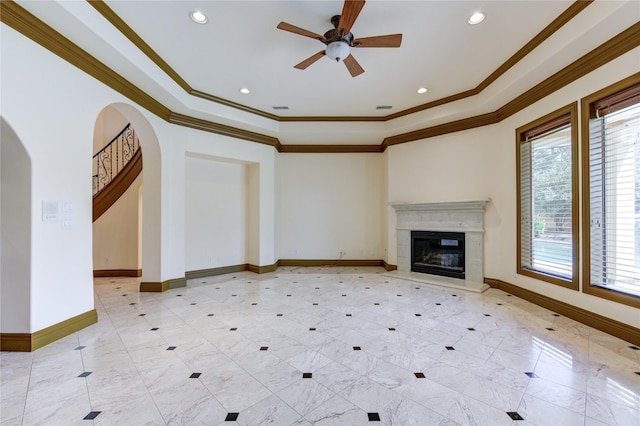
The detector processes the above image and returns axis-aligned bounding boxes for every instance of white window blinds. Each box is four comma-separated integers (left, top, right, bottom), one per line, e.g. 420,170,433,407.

520,116,574,281
587,85,640,297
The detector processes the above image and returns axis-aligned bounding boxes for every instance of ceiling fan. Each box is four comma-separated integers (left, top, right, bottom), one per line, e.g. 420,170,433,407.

276,0,402,77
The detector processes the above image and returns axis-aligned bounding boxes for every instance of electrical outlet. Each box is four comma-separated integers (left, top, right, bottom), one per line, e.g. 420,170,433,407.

104,257,110,265
340,250,346,257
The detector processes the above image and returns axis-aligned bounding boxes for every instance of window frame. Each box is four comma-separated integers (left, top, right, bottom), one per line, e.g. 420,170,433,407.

516,102,579,290
581,74,640,308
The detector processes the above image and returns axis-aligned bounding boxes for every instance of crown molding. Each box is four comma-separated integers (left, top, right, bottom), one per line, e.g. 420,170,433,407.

2,1,638,153
87,0,593,122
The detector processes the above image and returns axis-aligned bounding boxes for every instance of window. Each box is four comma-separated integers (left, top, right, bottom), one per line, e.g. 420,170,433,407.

517,103,578,289
582,77,640,307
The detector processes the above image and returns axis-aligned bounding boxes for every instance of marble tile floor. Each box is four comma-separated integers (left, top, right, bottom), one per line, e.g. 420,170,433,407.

2,266,639,425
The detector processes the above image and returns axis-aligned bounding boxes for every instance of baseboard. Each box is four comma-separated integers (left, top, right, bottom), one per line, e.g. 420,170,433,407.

140,277,186,292
1,309,98,352
278,259,384,267
186,265,247,279
383,261,397,271
93,269,142,277
484,278,640,346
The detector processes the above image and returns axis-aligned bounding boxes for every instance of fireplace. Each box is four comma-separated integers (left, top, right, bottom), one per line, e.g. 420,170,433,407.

388,199,490,293
411,231,465,279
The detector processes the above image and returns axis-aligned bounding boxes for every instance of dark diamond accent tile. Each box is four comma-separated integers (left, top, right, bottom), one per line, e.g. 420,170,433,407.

247,281,252,283
484,314,491,316
414,372,425,378
368,412,381,422
365,287,370,289
177,294,182,297
201,281,206,284
388,328,396,331
302,373,312,378
129,303,136,305
628,345,640,350
374,303,380,306
339,281,343,283
506,411,524,421
229,328,237,331
232,294,237,297
397,294,402,297
167,346,177,350
384,281,389,283
122,294,127,297
190,303,196,306
260,346,268,351
138,314,146,317
313,303,318,306
309,328,316,331
415,287,420,289
346,314,352,317
251,303,257,306
190,373,201,378
315,287,320,290
415,314,422,317
287,294,292,297
225,412,239,422
546,328,555,331
452,294,457,297
83,411,101,420
353,346,362,351
635,372,640,376
435,303,441,306
507,294,512,296
151,327,159,331
497,303,503,305
276,314,283,317
467,328,476,331
74,346,86,350
525,372,538,378
445,346,455,351
553,314,561,317
78,371,92,378
208,314,214,317
342,294,347,297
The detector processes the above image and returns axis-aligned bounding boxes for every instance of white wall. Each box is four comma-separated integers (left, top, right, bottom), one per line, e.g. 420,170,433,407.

92,175,141,271
1,118,31,333
185,155,247,271
386,48,640,328
277,153,384,260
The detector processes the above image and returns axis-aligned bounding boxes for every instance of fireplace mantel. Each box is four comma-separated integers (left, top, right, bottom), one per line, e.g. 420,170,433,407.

388,199,490,293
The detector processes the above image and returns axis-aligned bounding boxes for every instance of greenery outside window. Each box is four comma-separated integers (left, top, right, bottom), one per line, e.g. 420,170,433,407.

582,76,640,307
517,103,579,289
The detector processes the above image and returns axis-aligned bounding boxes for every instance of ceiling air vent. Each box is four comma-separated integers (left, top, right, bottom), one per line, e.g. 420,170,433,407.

376,105,393,110
273,106,289,110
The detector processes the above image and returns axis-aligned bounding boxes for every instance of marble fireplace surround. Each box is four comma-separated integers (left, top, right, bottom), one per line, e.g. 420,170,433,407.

386,199,490,293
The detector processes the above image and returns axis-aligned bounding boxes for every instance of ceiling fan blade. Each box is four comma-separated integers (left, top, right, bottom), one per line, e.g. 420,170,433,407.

277,22,326,43
294,51,326,70
337,0,366,36
343,54,364,77
353,34,402,48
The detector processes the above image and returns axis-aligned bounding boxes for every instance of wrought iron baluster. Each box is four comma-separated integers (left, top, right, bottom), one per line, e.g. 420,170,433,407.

92,123,139,197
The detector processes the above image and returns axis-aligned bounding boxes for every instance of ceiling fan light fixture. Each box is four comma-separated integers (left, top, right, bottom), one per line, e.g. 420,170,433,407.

189,11,208,24
325,41,350,62
467,12,486,25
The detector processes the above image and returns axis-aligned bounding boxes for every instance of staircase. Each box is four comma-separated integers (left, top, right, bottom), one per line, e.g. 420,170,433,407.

92,123,142,221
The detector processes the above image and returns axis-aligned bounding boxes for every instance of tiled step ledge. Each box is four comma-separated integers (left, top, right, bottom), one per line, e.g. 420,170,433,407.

383,270,490,293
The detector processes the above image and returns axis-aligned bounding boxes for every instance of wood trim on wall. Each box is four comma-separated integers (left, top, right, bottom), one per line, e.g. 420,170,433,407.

93,269,142,277
1,309,98,352
278,259,384,268
86,0,593,123
484,278,640,346
2,1,637,153
140,277,186,292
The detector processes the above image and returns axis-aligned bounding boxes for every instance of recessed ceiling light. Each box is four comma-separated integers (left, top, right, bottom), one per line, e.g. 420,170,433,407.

417,87,428,94
239,88,250,94
189,11,208,24
467,12,486,25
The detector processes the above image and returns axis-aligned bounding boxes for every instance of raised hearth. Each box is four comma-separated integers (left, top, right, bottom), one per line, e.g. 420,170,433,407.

387,199,490,293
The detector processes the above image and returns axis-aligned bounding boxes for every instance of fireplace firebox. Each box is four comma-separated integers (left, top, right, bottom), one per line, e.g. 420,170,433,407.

411,231,465,279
